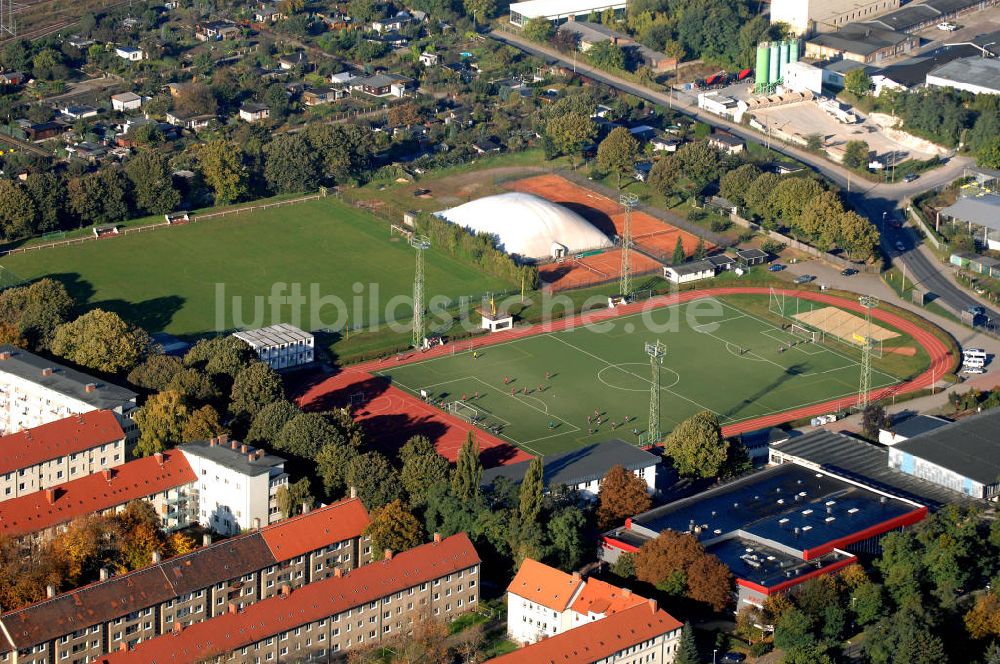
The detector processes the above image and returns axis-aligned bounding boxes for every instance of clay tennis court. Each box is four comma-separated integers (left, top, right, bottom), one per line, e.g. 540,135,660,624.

539,247,662,290
508,174,713,263
292,368,531,468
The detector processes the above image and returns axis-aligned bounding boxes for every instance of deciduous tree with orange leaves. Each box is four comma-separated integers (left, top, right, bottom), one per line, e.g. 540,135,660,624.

597,465,652,530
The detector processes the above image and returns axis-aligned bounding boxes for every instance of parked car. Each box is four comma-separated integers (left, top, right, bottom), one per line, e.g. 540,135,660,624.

903,173,919,182
721,653,747,664
768,263,785,272
841,268,858,276
938,22,958,31
793,274,815,284
967,306,986,316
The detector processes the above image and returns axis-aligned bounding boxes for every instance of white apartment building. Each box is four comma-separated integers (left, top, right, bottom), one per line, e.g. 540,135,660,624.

232,324,314,370
0,410,125,500
0,345,138,439
182,436,289,535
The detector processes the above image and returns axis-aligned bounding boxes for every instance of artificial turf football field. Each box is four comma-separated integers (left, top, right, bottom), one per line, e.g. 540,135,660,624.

375,295,903,456
0,198,513,336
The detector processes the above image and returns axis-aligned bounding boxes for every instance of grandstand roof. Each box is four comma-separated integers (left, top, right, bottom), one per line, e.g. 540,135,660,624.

437,192,613,260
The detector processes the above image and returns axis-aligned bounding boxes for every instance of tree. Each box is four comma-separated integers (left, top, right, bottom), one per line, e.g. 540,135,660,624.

774,607,815,652
452,433,482,501
648,156,680,196
0,179,37,241
184,336,255,380
523,17,554,43
718,164,762,209
845,68,872,98
587,40,625,70
978,136,1000,170
671,236,685,265
839,211,880,261
0,323,26,348
518,457,544,526
852,582,887,626
797,190,845,247
611,552,635,578
464,0,496,23
24,172,66,234
128,354,183,391
229,362,284,419
124,150,180,215
134,390,189,457
316,442,358,500
862,403,888,439
665,411,729,478
399,435,436,465
773,177,825,225
876,530,925,606
401,451,451,507
687,555,733,611
52,309,149,374
364,499,425,555
180,405,225,443
263,133,321,194
304,124,373,185
674,140,725,196
674,623,700,664
0,278,74,349
246,400,299,445
634,531,732,610
545,113,597,169
166,368,219,404
744,172,783,221
843,140,870,170
345,452,404,509
276,477,314,518
276,412,345,459
597,126,639,189
597,465,652,529
546,507,586,570
197,140,248,204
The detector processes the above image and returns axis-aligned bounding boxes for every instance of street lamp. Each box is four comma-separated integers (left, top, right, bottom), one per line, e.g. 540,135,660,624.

713,649,718,664
882,211,887,234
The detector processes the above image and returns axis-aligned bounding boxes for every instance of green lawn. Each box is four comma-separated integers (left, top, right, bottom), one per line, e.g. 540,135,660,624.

0,197,514,338
376,295,910,456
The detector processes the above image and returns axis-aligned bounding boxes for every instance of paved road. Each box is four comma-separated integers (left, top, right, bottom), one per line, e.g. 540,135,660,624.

490,31,997,330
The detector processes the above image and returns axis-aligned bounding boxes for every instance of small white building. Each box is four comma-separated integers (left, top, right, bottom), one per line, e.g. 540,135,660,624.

508,0,627,27
506,558,654,645
182,436,289,535
481,439,659,499
233,323,315,370
782,61,824,95
114,46,145,62
664,259,716,284
239,103,270,122
419,52,439,66
0,345,138,439
111,92,143,112
878,414,950,446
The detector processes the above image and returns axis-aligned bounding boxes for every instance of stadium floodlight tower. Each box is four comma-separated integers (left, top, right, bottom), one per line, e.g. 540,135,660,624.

410,235,431,348
619,193,639,300
641,340,667,446
857,295,879,408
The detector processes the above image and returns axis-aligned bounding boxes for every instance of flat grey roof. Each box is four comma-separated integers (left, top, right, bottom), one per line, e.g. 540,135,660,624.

886,414,951,439
928,57,1000,91
894,409,1000,485
481,439,659,488
808,25,910,56
233,323,313,349
940,195,1000,229
770,429,984,508
668,260,716,276
183,439,286,476
0,345,137,411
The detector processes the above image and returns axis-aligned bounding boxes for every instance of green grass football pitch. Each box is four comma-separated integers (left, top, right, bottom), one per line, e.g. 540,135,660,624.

0,198,513,337
376,296,903,456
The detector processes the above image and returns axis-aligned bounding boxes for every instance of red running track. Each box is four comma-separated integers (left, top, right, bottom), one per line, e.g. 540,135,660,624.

294,287,956,462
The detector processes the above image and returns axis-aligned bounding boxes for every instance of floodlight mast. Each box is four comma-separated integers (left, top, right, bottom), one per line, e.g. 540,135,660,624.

410,235,431,348
643,340,667,445
857,295,879,408
620,193,639,300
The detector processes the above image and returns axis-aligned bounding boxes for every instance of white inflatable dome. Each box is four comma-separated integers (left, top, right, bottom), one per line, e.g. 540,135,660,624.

437,192,612,260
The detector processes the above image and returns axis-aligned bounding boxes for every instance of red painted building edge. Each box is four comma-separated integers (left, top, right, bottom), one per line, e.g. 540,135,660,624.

802,506,929,561
602,536,640,554
736,553,859,597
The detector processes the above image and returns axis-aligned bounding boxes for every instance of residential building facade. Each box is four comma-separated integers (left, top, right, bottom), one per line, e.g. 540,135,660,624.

0,498,372,663
0,345,138,439
0,410,125,501
100,533,479,664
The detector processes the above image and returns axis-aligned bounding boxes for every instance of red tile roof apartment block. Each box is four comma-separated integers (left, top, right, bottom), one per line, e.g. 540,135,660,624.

506,558,650,645
0,449,196,542
98,533,481,664
0,410,126,500
0,498,372,664
487,600,683,664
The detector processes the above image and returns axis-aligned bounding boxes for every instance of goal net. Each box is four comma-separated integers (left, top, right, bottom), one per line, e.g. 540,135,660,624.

348,392,366,407
789,324,820,343
445,400,483,424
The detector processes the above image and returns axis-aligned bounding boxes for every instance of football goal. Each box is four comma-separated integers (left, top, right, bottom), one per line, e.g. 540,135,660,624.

445,400,484,424
790,324,821,343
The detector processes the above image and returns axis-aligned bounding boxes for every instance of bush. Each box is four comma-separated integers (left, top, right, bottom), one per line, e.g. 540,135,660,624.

750,641,773,657
736,230,756,244
761,239,786,255
710,218,732,232
688,209,707,222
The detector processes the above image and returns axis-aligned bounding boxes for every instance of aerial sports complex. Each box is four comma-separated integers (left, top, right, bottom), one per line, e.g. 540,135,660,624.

297,174,955,463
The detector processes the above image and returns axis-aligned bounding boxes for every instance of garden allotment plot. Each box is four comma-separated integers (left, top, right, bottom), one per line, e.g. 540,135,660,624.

376,296,901,456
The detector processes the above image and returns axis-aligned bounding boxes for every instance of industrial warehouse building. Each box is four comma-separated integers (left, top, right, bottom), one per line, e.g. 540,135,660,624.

770,0,900,35
508,0,626,26
888,409,1000,500
600,463,927,610
926,56,1000,95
